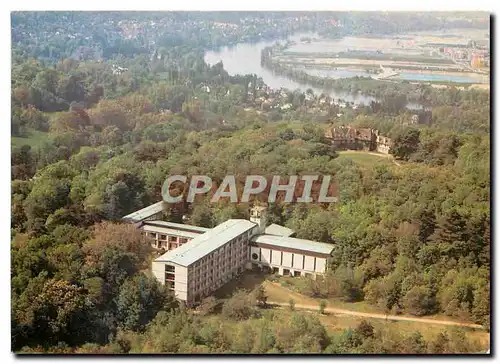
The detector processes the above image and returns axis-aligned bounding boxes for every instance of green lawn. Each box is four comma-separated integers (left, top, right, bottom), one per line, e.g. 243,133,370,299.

337,150,396,168
11,129,51,149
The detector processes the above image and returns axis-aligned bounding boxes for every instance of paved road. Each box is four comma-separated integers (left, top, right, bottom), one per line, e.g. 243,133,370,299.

267,301,484,329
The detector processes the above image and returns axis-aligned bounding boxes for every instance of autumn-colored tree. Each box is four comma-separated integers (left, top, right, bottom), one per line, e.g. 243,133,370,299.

82,222,152,268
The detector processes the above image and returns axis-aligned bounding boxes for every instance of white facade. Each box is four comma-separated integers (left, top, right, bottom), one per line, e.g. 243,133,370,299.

141,206,335,306
154,220,255,305
247,244,330,277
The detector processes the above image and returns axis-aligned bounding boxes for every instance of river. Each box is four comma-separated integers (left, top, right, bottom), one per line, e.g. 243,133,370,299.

204,33,381,106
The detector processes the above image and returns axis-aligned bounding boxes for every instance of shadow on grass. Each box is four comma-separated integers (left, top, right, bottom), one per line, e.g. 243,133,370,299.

213,270,268,300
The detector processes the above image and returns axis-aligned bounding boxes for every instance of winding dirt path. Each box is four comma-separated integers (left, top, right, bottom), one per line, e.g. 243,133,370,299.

266,301,483,329
363,151,401,167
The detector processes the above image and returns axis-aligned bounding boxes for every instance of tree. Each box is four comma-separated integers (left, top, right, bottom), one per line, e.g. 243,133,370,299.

252,285,268,308
83,222,152,268
20,105,49,131
116,274,177,331
402,285,434,316
221,290,257,321
198,296,219,316
390,128,421,161
14,279,88,346
400,331,427,354
49,111,87,134
353,320,375,345
100,125,124,147
471,285,490,329
319,300,327,315
288,298,296,311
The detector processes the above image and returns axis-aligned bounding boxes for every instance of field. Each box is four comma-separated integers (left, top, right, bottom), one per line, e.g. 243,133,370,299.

336,150,398,168
270,308,489,350
11,129,50,149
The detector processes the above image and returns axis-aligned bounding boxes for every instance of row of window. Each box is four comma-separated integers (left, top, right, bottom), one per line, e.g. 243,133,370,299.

191,265,241,295
251,264,313,278
187,233,251,296
157,242,178,250
191,237,247,269
147,232,190,245
190,248,246,277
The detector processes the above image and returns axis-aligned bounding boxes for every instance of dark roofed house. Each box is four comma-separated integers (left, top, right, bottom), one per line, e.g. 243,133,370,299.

325,125,393,153
326,125,376,151
356,128,376,150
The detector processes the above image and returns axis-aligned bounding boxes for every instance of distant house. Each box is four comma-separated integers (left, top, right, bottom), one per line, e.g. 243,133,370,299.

375,131,393,154
355,128,375,151
111,64,128,75
325,125,392,154
411,111,433,125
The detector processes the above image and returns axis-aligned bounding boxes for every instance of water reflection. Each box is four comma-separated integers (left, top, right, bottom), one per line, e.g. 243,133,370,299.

204,33,379,106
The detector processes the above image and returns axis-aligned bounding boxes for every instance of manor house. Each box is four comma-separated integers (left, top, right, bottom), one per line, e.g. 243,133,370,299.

324,125,393,154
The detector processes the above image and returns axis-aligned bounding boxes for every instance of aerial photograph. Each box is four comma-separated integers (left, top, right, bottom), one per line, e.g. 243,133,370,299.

10,11,490,354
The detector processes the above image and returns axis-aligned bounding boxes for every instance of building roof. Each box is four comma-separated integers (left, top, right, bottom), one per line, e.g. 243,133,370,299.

144,220,211,234
356,128,373,141
122,201,165,223
155,219,256,266
264,223,295,237
251,234,334,256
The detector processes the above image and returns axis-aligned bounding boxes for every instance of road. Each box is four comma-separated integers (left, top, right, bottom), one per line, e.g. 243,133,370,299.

267,301,484,329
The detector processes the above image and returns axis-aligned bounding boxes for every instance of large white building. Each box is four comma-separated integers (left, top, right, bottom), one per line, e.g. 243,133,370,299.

123,203,334,306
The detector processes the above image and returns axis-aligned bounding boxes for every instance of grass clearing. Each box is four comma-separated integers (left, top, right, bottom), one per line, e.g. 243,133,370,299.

264,307,489,351
261,278,489,350
337,150,396,168
11,129,51,149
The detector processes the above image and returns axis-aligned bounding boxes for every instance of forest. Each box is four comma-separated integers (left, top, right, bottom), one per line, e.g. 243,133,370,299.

11,12,490,354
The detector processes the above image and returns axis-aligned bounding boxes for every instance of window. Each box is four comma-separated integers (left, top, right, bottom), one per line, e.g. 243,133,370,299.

273,267,279,274
294,271,301,277
283,269,290,276
166,273,175,281
149,233,156,238
160,235,167,240
165,265,175,272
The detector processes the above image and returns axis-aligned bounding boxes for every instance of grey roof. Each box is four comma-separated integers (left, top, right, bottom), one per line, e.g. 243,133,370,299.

264,223,295,237
251,234,334,256
142,225,204,240
144,220,211,234
122,201,164,222
155,219,256,266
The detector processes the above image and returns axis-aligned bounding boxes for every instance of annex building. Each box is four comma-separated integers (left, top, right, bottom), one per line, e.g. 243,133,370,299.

123,204,334,306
